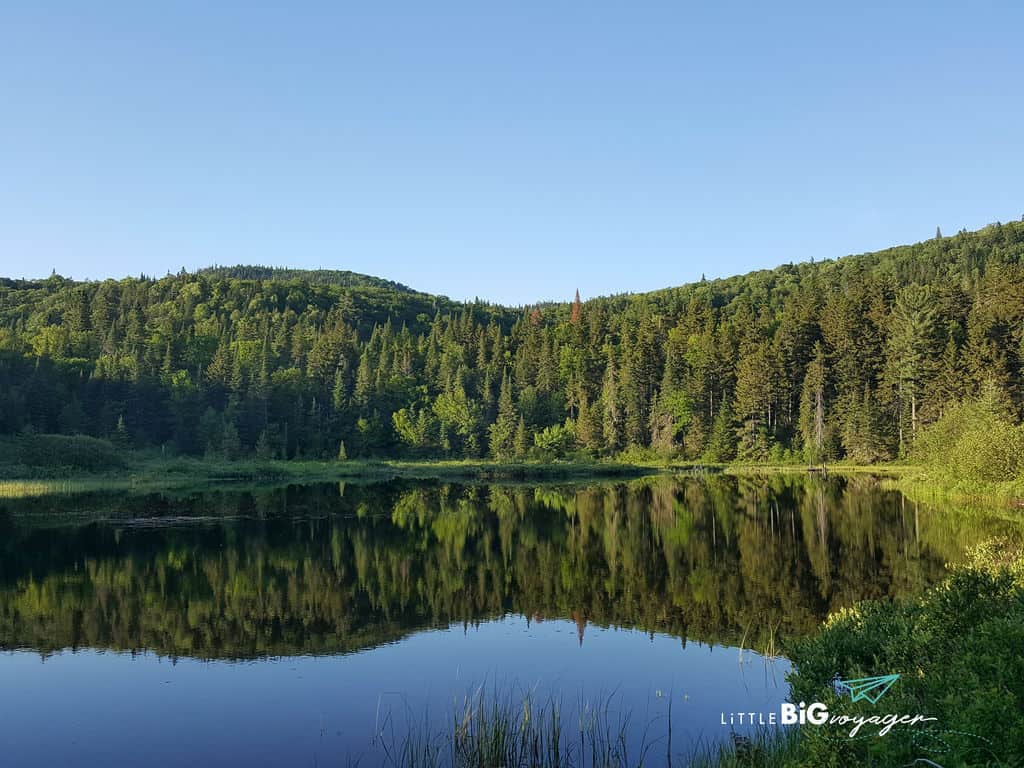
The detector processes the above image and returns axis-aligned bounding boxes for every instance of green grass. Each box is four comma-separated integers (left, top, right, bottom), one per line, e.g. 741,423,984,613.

0,432,937,501
720,462,914,476
0,453,915,500
688,729,802,768
9,431,1018,513
0,440,653,498
372,687,800,768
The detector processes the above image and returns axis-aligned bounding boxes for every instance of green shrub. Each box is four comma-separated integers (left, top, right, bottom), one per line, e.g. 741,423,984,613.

950,419,1024,483
532,422,576,459
913,384,1024,485
0,434,126,472
786,547,1024,767
615,444,668,464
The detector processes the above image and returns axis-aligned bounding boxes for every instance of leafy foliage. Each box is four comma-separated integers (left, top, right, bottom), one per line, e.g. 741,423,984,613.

0,434,126,473
786,540,1024,767
913,383,1024,488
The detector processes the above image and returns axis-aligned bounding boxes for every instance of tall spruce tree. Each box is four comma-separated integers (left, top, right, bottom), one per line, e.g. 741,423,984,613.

799,342,829,463
884,285,940,451
488,371,518,459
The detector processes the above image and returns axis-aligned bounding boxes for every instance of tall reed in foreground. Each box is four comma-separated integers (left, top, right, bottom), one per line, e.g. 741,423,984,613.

372,686,795,767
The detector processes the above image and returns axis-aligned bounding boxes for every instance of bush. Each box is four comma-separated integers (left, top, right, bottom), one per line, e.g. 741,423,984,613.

615,443,668,464
950,419,1024,483
786,543,1024,766
913,384,1024,485
532,422,576,459
0,434,126,472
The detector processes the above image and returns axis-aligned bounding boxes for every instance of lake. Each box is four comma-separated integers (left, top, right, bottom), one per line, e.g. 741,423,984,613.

0,474,1009,766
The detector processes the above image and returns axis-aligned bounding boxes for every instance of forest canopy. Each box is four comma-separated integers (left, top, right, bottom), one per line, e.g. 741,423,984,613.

1,222,1023,463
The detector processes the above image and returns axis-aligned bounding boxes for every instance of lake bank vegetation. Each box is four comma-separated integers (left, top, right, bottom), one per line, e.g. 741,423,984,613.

778,537,1024,766
898,383,1024,507
2,423,1019,510
0,433,653,497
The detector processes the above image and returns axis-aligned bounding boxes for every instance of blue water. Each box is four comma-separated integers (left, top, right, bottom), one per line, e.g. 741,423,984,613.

0,475,964,765
0,617,789,767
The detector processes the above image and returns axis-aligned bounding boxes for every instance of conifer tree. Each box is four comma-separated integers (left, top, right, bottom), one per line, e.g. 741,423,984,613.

601,356,624,452
799,342,828,463
576,395,604,453
883,285,939,451
488,371,517,459
514,416,528,459
704,400,736,462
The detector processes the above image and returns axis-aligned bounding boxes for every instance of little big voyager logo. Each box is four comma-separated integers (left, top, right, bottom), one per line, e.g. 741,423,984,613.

720,672,938,738
834,673,901,703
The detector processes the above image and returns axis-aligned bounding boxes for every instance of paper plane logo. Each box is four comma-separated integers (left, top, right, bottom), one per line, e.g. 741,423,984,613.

835,674,901,704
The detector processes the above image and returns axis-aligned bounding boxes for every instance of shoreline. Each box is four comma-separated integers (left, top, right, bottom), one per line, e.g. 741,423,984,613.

0,455,655,498
4,452,1024,515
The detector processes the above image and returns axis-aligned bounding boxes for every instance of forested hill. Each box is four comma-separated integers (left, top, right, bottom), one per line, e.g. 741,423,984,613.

198,265,418,294
1,221,1023,463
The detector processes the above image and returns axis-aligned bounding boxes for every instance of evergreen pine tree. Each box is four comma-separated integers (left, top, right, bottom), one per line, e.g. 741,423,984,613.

514,416,528,459
488,372,517,459
704,400,737,462
799,343,828,463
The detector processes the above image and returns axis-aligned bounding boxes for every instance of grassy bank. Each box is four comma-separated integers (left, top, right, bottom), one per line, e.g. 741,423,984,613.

6,428,1021,511
0,435,653,497
0,433,922,499
719,462,913,477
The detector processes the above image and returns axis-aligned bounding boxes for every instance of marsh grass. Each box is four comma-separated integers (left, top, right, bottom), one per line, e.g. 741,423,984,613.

0,446,651,499
370,686,797,768
687,728,801,768
1,430,924,503
896,472,1024,511
372,687,660,768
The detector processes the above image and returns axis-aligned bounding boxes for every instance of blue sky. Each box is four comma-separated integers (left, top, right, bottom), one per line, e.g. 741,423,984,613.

2,2,1022,305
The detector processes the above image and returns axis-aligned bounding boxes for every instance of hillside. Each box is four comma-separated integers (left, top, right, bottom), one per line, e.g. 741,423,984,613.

1,221,1023,464
198,265,418,294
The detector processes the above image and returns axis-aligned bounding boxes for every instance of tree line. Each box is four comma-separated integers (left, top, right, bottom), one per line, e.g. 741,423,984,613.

1,221,1022,462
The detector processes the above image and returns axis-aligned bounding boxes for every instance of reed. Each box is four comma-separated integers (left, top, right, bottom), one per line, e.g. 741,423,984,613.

372,686,795,768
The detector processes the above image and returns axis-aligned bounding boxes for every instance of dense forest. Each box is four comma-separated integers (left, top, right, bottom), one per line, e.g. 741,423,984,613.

2,221,1023,463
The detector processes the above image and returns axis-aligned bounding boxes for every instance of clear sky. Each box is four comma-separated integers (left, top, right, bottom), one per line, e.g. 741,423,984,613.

2,2,1022,305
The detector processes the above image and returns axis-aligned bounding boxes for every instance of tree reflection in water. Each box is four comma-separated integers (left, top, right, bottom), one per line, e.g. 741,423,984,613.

0,474,1007,660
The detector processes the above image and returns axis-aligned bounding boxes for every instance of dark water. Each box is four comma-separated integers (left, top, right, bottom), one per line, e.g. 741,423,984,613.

0,474,1007,766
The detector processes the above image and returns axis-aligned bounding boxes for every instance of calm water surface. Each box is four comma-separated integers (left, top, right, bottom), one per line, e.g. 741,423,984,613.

0,475,1008,766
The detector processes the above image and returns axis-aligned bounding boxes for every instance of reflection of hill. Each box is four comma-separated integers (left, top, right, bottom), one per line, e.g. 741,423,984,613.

0,476,1005,660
